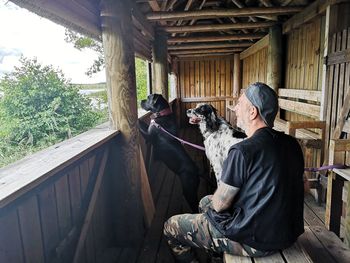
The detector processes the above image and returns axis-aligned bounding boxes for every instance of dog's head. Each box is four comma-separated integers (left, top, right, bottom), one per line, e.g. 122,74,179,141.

186,103,220,130
141,94,169,113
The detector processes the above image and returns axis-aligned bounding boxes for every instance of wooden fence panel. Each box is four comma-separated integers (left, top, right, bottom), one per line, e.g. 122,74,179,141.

326,28,350,150
177,56,234,125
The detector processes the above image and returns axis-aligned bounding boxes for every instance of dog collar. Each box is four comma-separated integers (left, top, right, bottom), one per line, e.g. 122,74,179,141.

150,107,172,119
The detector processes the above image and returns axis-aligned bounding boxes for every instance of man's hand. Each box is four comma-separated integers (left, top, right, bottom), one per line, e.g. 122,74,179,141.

212,182,239,212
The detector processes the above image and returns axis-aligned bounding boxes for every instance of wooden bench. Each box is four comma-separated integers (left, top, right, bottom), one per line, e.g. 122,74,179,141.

274,89,325,156
224,225,350,263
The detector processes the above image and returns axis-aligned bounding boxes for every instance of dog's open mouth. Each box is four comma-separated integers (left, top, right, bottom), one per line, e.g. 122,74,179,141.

189,116,201,124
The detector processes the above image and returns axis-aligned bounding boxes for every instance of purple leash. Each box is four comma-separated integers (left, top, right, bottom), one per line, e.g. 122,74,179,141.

305,164,348,173
150,120,206,151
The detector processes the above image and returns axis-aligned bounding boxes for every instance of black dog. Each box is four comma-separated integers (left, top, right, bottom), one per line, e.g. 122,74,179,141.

139,94,199,211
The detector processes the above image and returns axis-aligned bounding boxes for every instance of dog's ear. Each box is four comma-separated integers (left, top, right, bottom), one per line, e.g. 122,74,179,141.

203,104,219,131
152,94,160,105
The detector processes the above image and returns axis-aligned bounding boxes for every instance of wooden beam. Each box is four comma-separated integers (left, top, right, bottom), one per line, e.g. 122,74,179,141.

168,42,253,50
278,89,322,103
267,25,282,91
100,0,143,245
147,7,303,21
332,88,350,139
283,0,348,34
130,1,155,40
240,34,269,59
176,52,236,58
233,53,241,97
172,0,195,37
182,0,207,37
327,48,350,65
168,33,265,43
166,0,177,11
181,96,233,102
231,0,258,22
278,99,320,119
148,0,167,26
152,29,169,100
169,48,244,55
163,21,275,33
161,0,168,11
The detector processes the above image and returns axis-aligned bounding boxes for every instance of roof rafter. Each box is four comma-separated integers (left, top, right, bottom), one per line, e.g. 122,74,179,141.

168,42,253,50
168,33,265,43
163,21,275,33
147,7,304,21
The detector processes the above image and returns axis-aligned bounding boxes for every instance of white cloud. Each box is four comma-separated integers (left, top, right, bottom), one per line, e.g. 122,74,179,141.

0,0,106,84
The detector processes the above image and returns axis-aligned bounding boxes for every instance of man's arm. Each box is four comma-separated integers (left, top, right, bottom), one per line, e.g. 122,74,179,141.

212,182,239,212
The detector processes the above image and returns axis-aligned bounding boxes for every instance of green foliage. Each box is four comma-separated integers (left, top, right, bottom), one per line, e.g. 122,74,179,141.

135,58,148,106
64,29,104,76
0,57,104,167
64,29,149,106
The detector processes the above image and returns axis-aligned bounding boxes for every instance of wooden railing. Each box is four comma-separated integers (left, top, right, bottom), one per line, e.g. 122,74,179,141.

0,98,178,263
0,123,120,263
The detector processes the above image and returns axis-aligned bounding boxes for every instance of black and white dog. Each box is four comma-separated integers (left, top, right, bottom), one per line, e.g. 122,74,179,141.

139,94,199,211
187,103,246,183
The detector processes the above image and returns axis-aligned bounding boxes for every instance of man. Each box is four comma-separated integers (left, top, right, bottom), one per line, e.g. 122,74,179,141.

163,82,305,262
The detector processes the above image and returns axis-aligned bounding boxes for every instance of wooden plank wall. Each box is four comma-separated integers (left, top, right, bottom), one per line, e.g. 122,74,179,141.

177,56,234,126
282,17,325,171
325,27,350,150
242,47,268,88
325,27,350,241
0,143,115,263
284,17,324,122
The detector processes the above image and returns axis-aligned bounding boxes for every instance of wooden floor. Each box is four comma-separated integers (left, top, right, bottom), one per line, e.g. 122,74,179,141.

132,126,330,263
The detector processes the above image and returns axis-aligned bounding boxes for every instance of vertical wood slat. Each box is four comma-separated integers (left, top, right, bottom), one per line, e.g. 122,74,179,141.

178,56,234,124
242,47,268,88
18,196,45,263
0,209,24,263
38,184,60,262
55,175,72,239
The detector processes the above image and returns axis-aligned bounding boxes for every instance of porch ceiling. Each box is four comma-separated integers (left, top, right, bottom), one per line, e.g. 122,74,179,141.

8,0,314,60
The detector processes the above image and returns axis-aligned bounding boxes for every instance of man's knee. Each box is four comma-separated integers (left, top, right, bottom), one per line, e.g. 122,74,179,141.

163,215,181,238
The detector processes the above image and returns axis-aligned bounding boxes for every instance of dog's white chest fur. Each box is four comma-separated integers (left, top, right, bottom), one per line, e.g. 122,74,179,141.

199,122,244,183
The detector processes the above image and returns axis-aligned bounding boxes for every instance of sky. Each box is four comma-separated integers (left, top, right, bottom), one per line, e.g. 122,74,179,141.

0,0,106,84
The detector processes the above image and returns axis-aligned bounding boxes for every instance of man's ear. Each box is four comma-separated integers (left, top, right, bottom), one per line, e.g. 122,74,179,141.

249,106,259,121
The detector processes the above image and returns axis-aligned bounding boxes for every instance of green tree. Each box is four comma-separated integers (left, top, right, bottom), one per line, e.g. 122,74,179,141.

0,57,103,166
135,58,148,105
64,29,148,105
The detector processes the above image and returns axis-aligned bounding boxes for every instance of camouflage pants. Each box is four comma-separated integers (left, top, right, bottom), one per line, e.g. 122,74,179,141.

163,195,274,262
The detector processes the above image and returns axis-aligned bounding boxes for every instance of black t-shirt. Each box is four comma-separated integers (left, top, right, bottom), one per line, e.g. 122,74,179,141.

206,127,305,251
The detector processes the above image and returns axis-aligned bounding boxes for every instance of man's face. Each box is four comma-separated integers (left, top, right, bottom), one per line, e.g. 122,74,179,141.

234,93,254,131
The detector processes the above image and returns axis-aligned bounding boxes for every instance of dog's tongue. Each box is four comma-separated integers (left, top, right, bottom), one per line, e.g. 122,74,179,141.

189,117,201,124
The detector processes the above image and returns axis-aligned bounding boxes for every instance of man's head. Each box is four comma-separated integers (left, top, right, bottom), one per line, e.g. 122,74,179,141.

234,82,278,134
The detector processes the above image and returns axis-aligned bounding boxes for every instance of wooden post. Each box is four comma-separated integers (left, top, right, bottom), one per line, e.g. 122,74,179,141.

152,29,169,100
233,54,241,96
100,0,144,246
267,25,282,91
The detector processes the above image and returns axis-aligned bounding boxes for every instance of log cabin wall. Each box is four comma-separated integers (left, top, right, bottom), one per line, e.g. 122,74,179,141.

177,55,234,126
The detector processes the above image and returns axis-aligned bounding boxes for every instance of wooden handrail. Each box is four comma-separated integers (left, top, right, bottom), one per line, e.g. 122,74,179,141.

0,123,119,208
